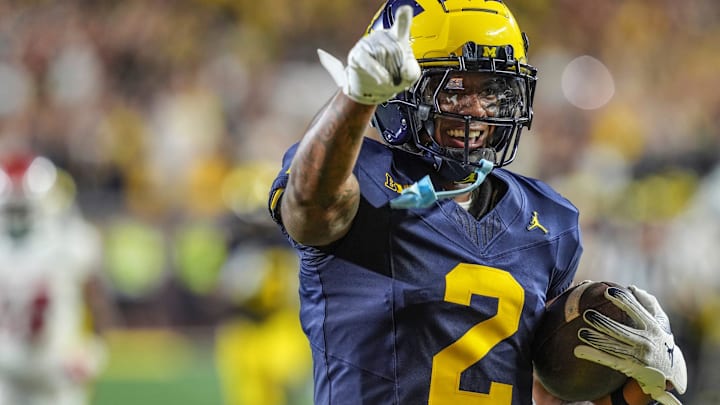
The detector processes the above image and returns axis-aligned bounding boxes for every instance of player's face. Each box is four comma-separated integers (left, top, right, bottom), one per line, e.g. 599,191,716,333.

433,73,498,149
419,72,521,152
3,201,32,239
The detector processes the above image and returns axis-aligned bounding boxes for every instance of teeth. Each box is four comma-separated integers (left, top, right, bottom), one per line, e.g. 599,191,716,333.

447,129,481,138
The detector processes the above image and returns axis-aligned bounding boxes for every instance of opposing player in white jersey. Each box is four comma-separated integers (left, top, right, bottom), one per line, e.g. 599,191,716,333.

0,152,111,405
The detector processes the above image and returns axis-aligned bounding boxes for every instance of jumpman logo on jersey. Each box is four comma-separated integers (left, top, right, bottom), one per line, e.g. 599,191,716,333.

527,211,548,234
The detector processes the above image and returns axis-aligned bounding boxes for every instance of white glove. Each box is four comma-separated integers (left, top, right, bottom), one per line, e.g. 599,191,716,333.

317,5,421,105
573,285,687,405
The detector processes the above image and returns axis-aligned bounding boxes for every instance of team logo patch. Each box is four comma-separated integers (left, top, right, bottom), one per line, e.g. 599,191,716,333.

385,173,407,193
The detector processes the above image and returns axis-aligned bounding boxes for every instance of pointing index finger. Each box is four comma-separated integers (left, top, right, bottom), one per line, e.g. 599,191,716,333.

391,5,414,41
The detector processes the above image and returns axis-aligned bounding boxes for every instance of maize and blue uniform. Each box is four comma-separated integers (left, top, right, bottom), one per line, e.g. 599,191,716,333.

269,138,582,405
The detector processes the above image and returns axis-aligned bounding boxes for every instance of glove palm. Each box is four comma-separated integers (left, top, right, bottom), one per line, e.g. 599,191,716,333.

574,285,687,405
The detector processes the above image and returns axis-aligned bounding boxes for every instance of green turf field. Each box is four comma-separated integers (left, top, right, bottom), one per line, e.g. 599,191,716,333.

91,329,224,405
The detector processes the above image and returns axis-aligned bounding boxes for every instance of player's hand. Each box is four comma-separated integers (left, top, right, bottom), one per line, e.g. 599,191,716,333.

573,286,687,405
317,5,420,105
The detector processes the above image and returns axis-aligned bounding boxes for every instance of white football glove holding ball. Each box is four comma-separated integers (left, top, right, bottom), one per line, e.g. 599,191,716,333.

574,285,687,405
317,5,420,105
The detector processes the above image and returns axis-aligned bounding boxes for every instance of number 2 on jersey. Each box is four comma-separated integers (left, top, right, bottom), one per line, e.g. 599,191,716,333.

429,264,524,404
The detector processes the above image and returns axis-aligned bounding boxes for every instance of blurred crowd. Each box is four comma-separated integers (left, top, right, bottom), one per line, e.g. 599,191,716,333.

0,0,718,404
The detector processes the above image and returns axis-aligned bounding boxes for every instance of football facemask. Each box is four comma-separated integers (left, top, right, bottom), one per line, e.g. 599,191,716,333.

370,0,537,176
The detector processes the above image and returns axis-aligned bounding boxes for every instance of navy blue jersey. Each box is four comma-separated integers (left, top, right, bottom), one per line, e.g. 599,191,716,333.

269,138,582,405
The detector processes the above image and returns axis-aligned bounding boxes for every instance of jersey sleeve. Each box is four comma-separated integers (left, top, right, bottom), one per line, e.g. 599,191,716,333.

268,143,299,226
55,212,104,282
547,225,583,300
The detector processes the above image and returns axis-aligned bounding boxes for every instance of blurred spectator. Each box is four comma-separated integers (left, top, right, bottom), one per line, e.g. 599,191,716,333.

0,149,116,405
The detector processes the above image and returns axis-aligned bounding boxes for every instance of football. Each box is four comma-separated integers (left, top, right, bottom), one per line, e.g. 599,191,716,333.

533,281,635,402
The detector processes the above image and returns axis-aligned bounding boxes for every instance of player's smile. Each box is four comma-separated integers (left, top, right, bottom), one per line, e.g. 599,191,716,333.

435,120,492,149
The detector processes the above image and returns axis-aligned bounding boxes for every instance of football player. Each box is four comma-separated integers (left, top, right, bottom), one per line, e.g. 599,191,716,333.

268,1,686,404
0,152,113,405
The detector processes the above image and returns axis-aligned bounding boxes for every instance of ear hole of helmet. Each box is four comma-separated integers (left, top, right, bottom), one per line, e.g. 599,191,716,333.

374,100,411,145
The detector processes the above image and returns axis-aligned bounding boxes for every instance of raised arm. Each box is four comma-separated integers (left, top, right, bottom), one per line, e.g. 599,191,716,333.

280,94,373,246
280,6,420,246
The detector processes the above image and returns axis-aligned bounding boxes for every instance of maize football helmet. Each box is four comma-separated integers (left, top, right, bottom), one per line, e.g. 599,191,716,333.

369,0,537,180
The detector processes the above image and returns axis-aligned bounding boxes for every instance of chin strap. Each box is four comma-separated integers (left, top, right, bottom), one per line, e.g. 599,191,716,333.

389,159,493,209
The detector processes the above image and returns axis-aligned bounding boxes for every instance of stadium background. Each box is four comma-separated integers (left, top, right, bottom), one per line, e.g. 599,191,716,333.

0,0,719,404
